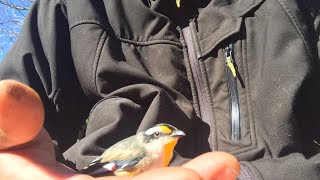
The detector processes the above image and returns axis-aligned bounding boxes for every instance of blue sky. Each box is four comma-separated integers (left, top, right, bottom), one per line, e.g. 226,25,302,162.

0,0,32,61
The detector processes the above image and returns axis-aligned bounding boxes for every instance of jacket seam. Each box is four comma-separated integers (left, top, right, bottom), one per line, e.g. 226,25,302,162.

178,27,202,117
243,37,258,152
201,17,243,57
277,0,313,59
93,31,108,96
201,60,218,150
243,37,257,152
190,21,202,58
69,19,182,47
239,0,264,17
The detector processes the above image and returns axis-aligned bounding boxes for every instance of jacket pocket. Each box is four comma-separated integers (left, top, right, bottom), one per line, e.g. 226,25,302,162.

204,39,255,153
224,43,242,141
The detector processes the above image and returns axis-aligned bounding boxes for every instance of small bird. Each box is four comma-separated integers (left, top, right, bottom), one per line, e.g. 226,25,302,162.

79,123,186,176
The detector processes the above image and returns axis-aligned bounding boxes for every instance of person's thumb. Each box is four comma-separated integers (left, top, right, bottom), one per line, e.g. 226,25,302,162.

182,152,240,180
0,80,44,149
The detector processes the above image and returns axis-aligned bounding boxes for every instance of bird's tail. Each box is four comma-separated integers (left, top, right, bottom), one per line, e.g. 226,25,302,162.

78,158,116,177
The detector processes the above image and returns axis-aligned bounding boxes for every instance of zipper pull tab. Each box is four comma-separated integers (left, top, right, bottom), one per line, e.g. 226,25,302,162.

176,0,181,7
225,44,245,88
225,44,237,77
226,56,237,77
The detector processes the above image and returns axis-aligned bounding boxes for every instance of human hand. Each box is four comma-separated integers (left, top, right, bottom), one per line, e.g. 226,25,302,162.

0,80,240,180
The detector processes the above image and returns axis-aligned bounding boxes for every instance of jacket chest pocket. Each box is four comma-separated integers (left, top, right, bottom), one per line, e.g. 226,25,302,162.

224,43,244,141
202,39,256,153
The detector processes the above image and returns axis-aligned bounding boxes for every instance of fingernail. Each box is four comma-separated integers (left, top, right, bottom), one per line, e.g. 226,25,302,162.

215,167,239,180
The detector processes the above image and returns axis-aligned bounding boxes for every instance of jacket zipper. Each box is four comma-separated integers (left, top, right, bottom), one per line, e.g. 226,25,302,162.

224,43,242,141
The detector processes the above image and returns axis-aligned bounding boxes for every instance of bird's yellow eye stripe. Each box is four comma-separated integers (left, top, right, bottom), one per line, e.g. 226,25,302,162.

159,125,173,134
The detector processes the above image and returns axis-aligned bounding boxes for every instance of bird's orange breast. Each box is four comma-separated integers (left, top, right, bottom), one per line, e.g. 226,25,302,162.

162,139,178,167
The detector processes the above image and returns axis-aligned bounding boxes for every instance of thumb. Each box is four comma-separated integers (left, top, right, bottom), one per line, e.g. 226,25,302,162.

0,80,44,149
182,152,240,180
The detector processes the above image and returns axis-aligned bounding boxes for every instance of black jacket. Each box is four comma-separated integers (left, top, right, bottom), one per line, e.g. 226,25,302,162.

1,0,320,179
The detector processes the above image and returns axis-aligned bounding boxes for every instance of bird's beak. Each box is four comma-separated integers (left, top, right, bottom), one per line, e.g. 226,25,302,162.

170,130,186,138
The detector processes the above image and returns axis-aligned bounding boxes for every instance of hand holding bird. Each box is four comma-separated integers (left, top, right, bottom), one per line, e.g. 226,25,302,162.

0,80,240,180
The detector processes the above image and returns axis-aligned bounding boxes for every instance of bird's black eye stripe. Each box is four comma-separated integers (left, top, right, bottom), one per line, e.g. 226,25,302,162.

143,132,162,142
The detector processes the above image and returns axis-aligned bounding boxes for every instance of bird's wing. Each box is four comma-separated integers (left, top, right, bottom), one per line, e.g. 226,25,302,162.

99,134,147,163
79,134,146,176
111,157,143,170
78,157,114,175
78,156,144,176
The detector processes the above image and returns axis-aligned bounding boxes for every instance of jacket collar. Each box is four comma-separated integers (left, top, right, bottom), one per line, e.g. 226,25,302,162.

196,0,264,58
69,0,263,55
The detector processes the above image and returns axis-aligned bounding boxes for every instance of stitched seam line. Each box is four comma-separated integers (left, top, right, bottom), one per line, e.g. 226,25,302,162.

243,37,258,150
201,60,218,150
69,19,182,47
277,0,313,59
201,17,243,57
239,0,264,17
118,36,182,47
178,26,201,117
93,31,107,96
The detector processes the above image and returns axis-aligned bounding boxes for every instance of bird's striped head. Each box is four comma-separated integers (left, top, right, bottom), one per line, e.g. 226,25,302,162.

144,123,185,139
143,123,185,167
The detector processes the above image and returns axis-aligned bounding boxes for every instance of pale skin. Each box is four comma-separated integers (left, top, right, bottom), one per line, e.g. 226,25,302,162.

0,80,240,180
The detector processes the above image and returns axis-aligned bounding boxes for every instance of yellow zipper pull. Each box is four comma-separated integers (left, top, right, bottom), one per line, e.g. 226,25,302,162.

226,56,237,77
225,43,245,88
176,0,181,7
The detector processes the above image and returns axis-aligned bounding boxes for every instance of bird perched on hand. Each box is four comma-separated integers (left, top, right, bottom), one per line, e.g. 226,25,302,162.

79,123,186,177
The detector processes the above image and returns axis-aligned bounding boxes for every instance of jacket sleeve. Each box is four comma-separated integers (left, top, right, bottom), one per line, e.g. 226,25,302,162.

239,154,320,180
0,0,89,151
239,1,320,179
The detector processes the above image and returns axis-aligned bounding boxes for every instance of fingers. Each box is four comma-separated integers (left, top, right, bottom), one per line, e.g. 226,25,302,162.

96,152,240,180
182,152,240,180
0,80,44,149
133,167,202,180
67,174,131,180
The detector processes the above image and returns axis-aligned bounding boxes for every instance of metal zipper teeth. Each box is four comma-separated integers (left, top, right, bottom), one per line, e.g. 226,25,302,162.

182,26,212,125
225,44,241,141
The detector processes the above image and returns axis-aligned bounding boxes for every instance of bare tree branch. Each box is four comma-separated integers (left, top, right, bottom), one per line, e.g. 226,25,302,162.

0,0,29,10
0,0,32,56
